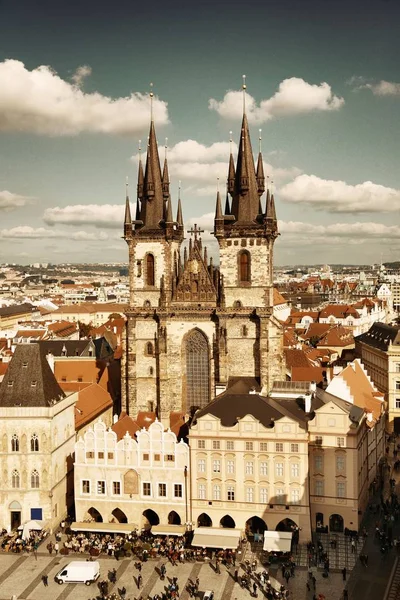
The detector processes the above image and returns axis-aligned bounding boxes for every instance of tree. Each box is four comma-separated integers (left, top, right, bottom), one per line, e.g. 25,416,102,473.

78,321,92,338
108,313,122,320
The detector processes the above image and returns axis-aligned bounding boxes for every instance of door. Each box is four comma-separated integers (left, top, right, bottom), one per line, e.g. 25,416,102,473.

11,511,21,530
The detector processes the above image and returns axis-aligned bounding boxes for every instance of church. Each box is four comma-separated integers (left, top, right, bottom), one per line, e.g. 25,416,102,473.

121,100,285,425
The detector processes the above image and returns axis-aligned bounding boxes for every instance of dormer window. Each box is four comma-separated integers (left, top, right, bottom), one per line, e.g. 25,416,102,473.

7,381,13,387
22,362,28,368
31,381,37,388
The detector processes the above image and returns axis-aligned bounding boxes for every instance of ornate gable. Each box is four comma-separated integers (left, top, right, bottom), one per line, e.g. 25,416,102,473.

173,234,218,304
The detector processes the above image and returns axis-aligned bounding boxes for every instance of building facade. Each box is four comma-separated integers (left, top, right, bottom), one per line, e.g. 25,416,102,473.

122,104,285,424
74,419,189,528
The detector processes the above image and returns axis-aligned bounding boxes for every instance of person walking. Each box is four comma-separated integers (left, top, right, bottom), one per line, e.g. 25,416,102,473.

42,574,48,587
54,541,59,555
342,567,347,581
351,539,356,554
137,573,142,588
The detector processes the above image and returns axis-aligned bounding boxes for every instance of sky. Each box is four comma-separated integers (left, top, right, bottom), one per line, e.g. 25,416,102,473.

0,0,399,266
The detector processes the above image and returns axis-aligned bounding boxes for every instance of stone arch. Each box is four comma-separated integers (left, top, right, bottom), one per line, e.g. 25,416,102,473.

143,509,159,527
183,328,210,413
145,253,155,287
238,249,251,283
220,514,235,528
276,518,297,532
246,516,268,536
168,511,181,525
87,507,103,522
197,513,212,527
145,341,154,356
111,508,128,523
329,513,344,533
123,469,139,495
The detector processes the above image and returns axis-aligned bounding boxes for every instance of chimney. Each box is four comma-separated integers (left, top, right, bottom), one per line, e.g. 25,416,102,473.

305,393,312,414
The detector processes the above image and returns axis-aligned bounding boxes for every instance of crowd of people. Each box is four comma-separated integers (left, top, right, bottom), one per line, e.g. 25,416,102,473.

0,527,47,554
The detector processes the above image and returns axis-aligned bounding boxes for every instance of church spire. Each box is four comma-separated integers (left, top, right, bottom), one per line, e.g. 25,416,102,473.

256,129,265,196
230,78,259,223
137,140,144,200
124,177,132,238
141,85,164,229
162,138,170,199
215,179,223,219
227,131,235,195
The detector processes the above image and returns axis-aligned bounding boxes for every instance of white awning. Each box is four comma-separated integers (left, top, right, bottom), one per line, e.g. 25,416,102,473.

192,527,241,549
263,531,292,553
71,522,137,534
151,525,186,536
17,520,44,531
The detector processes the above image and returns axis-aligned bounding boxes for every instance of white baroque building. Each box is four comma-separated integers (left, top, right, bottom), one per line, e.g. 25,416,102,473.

74,419,190,528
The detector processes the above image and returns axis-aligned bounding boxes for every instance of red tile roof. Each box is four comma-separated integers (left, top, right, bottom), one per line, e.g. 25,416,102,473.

75,383,114,430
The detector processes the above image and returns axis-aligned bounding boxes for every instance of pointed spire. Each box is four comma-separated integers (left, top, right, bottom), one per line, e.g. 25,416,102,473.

135,198,141,221
162,138,170,199
141,87,164,229
256,129,265,196
224,191,230,215
124,177,132,225
215,178,223,220
227,131,235,195
265,176,270,215
137,140,144,200
176,180,183,227
166,196,174,223
231,112,259,222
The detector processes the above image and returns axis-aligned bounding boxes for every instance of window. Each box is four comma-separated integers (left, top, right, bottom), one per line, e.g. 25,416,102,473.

246,487,254,502
11,434,19,452
291,463,300,477
275,443,283,452
198,459,206,473
260,461,268,476
30,433,39,452
31,380,37,388
213,484,221,500
260,488,268,503
97,481,106,495
11,469,20,489
396,398,400,409
276,488,285,502
315,436,323,445
198,440,205,449
227,460,235,474
245,461,254,475
260,442,268,451
146,254,155,286
212,440,220,450
245,442,253,451
146,342,154,356
276,462,284,477
226,441,234,450
158,483,167,497
86,451,94,459
242,325,248,337
154,454,160,462
336,456,345,472
31,470,40,489
213,460,221,473
291,489,300,504
239,250,251,283
186,329,210,413
108,452,114,460
315,480,324,496
395,363,400,373
166,454,174,462
113,481,121,495
227,486,235,501
143,482,151,496
98,452,104,459
396,381,400,391
82,480,90,494
198,484,206,499
337,482,346,498
290,444,299,453
314,455,323,472
143,453,149,461
174,484,183,498
337,437,345,448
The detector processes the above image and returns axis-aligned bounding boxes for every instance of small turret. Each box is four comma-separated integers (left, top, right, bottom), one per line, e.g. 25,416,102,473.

124,179,132,238
256,129,265,196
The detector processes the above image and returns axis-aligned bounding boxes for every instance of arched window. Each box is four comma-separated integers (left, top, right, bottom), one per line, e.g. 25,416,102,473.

11,434,19,452
12,469,20,489
185,329,210,413
31,433,39,452
233,300,242,309
146,342,154,356
146,254,155,287
31,470,40,489
242,325,248,337
239,250,251,283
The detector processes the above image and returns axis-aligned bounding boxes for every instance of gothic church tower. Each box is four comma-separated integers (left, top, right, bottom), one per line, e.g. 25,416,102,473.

122,86,285,424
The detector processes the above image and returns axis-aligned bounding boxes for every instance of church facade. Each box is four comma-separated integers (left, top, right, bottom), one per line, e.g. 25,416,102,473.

122,109,285,424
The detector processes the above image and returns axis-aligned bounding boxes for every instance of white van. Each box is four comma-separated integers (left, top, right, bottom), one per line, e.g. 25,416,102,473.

54,560,100,585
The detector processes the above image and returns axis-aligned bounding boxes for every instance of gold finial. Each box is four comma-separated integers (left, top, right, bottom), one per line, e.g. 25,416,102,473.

165,137,168,161
266,174,270,190
271,179,275,194
217,177,220,192
150,82,154,121
259,129,262,153
242,74,246,114
178,179,181,199
138,139,142,160
229,130,233,154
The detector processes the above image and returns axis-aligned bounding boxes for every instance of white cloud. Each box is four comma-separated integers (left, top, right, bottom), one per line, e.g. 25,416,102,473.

132,139,301,196
0,59,169,136
0,190,33,211
279,220,400,239
209,78,344,124
350,76,400,96
43,204,124,227
279,174,400,213
0,226,109,240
